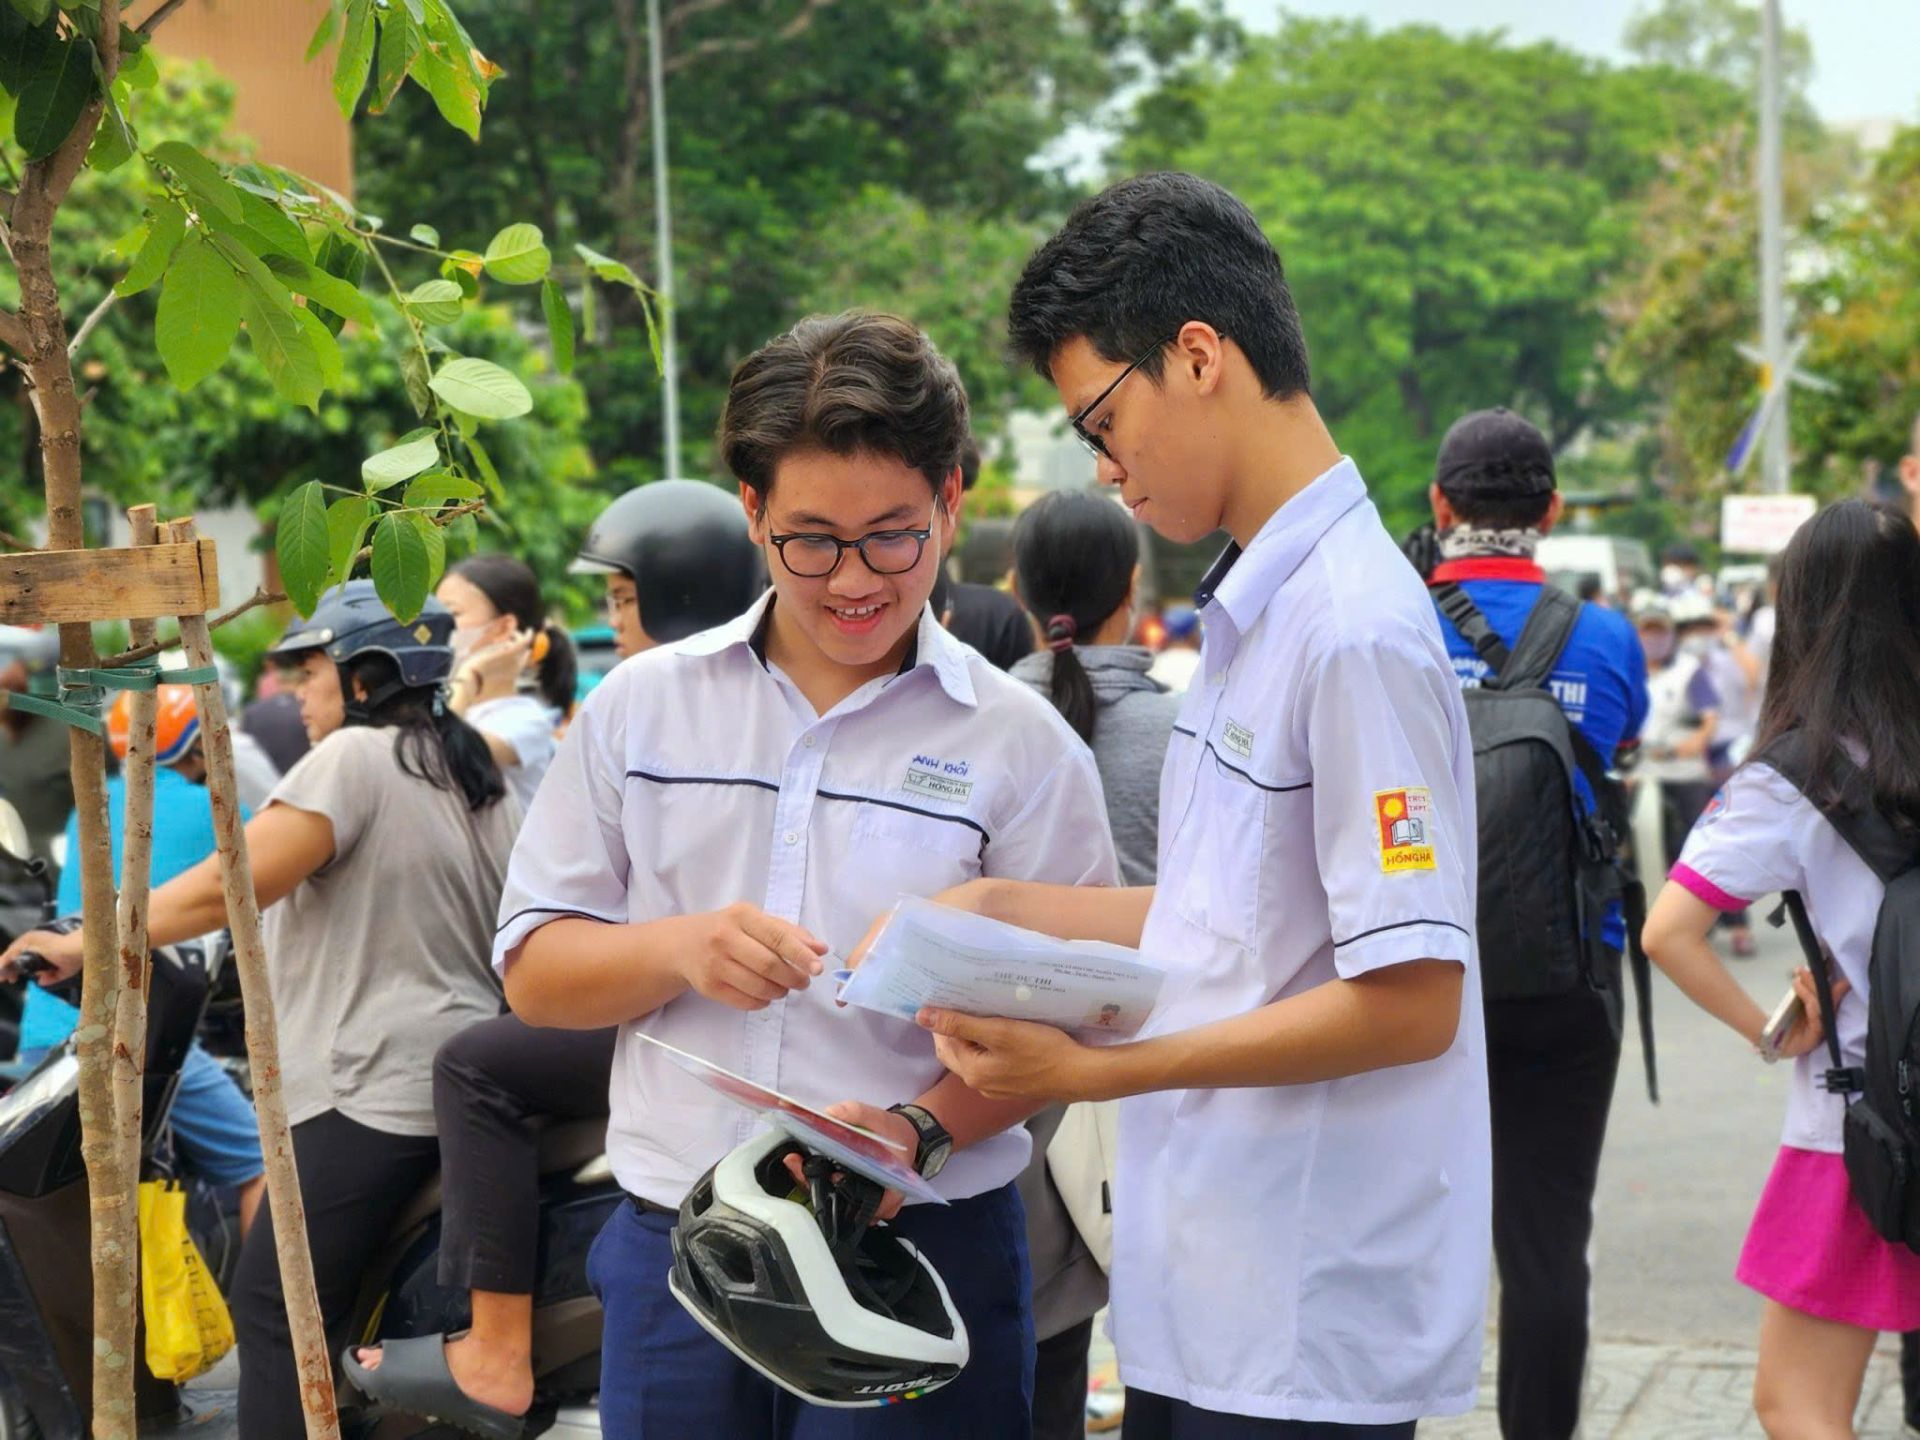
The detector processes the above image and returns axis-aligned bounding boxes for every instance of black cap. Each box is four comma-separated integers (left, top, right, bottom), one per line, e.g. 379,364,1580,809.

1434,407,1556,499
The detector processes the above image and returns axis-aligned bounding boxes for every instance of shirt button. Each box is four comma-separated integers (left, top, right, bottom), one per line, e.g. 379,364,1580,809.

803,735,816,748
784,831,798,846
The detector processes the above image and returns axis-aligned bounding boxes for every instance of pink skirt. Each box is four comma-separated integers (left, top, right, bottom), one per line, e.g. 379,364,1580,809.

1737,1145,1920,1332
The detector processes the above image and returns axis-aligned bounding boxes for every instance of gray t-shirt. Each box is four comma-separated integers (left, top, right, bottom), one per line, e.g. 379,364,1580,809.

263,724,518,1135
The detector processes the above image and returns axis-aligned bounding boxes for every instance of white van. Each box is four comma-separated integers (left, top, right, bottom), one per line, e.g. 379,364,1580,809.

1534,535,1654,603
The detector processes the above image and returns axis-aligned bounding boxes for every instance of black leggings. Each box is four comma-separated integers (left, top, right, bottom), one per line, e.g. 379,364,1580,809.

433,1013,616,1294
231,1110,439,1438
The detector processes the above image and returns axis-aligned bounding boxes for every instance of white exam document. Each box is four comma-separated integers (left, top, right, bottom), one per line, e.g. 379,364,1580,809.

835,897,1165,1041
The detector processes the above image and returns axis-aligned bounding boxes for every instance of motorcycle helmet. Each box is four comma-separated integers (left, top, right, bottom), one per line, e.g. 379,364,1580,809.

570,479,764,643
106,684,201,766
265,580,455,723
668,1129,969,1408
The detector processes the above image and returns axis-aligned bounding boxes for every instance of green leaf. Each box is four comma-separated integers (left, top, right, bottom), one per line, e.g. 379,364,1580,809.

155,231,241,390
362,430,442,489
403,278,463,324
414,43,480,140
465,434,503,501
276,481,331,616
7,0,52,27
332,0,374,116
446,511,480,552
14,32,93,161
147,141,243,221
234,190,312,265
429,357,531,420
400,346,433,417
371,8,419,113
541,278,575,375
326,494,373,585
370,512,431,623
288,262,373,328
85,82,133,171
410,510,447,591
409,223,440,247
580,275,596,344
483,222,549,284
304,1,339,62
118,41,158,89
114,197,185,296
238,272,324,410
403,470,482,511
573,242,641,288
641,292,664,374
210,232,297,313
296,305,343,391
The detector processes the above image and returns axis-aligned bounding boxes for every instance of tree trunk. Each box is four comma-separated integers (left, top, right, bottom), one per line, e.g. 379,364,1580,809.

167,520,341,1440
8,20,140,1425
111,508,159,1304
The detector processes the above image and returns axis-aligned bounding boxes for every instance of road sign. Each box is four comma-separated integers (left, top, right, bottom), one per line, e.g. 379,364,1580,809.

1721,493,1815,554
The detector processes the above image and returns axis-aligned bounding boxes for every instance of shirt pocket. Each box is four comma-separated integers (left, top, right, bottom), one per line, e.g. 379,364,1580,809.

848,804,986,905
1171,751,1268,951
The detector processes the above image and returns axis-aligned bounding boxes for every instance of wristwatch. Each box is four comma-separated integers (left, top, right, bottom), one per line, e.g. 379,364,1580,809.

887,1103,953,1180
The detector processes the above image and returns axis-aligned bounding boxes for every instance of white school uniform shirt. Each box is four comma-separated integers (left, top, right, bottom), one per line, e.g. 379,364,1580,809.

493,592,1118,1207
1672,758,1879,1152
467,692,561,817
1111,458,1491,1426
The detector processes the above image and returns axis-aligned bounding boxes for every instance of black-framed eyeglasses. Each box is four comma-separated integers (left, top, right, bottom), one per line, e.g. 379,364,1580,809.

1070,331,1182,460
767,525,934,578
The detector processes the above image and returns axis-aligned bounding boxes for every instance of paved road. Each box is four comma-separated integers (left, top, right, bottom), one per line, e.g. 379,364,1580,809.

1091,920,1916,1437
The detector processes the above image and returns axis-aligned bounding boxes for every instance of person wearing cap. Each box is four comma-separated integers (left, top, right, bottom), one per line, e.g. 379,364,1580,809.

1660,540,1708,599
349,480,771,1434
1423,408,1649,1440
5,579,519,1435
19,685,268,1231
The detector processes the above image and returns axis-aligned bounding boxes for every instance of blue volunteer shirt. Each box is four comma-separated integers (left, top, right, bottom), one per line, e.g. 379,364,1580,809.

1429,556,1650,949
19,766,248,1054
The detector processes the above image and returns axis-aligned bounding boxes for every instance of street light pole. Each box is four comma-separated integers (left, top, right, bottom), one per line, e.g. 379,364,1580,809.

1757,0,1789,494
647,0,682,478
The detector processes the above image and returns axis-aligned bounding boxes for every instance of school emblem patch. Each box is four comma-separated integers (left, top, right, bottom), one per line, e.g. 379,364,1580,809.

1374,788,1436,873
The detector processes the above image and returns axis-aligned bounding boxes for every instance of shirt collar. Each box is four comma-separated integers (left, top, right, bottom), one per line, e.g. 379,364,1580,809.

676,589,976,707
1428,556,1545,585
1198,457,1369,633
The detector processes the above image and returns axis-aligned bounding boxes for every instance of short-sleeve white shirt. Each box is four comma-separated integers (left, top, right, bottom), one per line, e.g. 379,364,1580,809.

493,593,1119,1206
1672,759,1881,1152
1111,459,1491,1425
467,693,560,817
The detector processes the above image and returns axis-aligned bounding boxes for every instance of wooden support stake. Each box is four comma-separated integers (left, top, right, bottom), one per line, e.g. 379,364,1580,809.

167,520,341,1440
0,541,220,626
111,507,159,1313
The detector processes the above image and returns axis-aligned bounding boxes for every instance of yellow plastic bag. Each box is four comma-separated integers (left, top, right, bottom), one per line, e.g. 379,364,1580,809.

138,1178,234,1382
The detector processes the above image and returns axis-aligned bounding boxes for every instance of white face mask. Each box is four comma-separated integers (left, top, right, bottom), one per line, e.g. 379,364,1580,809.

1660,564,1690,592
450,624,487,664
1680,635,1714,660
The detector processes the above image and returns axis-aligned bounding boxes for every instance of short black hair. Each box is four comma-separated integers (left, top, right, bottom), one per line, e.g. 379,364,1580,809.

1008,172,1311,399
959,437,981,492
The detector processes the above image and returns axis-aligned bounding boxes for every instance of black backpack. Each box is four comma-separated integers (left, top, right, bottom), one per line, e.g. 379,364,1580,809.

1433,582,1658,1100
1760,736,1920,1253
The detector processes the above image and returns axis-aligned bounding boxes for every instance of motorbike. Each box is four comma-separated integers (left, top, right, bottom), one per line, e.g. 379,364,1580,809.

0,800,617,1438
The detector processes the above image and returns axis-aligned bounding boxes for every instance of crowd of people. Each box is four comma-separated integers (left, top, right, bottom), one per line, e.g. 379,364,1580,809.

0,170,1915,1440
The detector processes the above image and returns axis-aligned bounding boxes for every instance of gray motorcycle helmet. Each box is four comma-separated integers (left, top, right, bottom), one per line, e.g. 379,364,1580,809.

570,480,764,643
266,581,455,723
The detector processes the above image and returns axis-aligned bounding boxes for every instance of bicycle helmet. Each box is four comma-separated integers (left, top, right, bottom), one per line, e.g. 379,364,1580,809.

668,1129,969,1408
570,480,764,643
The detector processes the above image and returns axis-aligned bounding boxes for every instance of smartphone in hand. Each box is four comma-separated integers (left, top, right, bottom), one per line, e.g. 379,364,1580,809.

1758,986,1804,1064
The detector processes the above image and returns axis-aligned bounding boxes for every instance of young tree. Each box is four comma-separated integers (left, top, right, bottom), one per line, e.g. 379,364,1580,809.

0,2,643,1433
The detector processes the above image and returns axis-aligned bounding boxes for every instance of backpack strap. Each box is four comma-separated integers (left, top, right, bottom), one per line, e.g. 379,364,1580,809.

1431,582,1509,672
1776,889,1864,1096
1754,735,1920,884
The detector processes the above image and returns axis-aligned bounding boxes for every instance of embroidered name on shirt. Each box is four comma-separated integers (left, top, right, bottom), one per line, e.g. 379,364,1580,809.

1221,719,1255,759
1375,788,1436,873
903,755,974,804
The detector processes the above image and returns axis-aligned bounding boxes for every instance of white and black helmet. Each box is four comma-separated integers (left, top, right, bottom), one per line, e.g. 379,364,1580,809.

668,1129,969,1408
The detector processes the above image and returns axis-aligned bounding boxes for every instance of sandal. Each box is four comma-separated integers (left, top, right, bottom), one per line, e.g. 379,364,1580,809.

341,1334,526,1440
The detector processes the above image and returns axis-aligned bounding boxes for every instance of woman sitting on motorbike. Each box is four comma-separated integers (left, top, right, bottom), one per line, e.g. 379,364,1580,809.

1,580,519,1437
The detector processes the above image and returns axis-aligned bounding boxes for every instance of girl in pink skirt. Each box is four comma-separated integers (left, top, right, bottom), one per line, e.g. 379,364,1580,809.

1644,499,1920,1438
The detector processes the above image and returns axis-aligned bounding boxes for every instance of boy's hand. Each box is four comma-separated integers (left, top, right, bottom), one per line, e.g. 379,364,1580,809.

917,1008,1105,1103
675,904,826,1011
781,1101,914,1221
841,881,996,979
0,928,82,984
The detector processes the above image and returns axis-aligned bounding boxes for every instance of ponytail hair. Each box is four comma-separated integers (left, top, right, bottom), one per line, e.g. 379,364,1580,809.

1011,490,1139,744
341,653,506,813
451,552,577,716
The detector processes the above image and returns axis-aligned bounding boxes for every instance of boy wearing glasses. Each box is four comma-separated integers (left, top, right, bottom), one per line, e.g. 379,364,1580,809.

877,174,1490,1436
495,310,1118,1437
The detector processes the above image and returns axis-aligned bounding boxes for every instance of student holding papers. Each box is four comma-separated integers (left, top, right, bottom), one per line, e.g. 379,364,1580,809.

492,311,1117,1438
859,175,1490,1438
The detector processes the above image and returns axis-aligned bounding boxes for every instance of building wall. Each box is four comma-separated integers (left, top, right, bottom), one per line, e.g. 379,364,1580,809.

149,0,353,197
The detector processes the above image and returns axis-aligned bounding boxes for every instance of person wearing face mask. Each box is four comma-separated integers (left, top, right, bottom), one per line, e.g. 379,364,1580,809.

1636,593,1722,874
438,554,577,818
1659,541,1707,599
